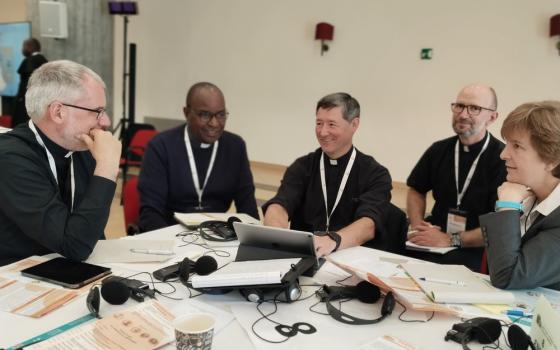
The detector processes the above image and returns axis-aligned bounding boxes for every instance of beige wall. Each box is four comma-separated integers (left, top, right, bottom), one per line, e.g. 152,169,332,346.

114,0,560,182
0,0,25,22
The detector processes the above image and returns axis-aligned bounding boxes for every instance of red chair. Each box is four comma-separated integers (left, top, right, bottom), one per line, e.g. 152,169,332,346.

120,129,158,202
480,250,488,274
0,115,13,128
123,176,140,235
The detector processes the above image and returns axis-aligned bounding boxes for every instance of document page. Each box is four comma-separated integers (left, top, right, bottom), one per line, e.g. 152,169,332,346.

402,263,515,304
27,300,175,350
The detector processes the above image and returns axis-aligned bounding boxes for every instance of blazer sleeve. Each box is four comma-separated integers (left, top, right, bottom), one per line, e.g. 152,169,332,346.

480,210,560,290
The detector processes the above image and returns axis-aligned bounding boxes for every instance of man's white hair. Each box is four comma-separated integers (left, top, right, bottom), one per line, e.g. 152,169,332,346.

25,60,105,121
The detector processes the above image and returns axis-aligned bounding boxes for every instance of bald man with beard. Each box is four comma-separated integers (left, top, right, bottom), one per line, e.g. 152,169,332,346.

406,84,506,271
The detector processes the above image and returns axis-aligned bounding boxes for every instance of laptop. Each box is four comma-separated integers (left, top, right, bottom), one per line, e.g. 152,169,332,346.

233,222,323,276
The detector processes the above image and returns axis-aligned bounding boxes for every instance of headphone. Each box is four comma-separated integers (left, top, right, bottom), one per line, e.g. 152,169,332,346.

177,255,234,295
239,282,302,303
318,281,395,325
86,276,155,318
445,317,535,350
198,216,241,242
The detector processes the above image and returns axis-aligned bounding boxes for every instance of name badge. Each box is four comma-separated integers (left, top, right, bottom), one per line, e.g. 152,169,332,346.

447,208,467,234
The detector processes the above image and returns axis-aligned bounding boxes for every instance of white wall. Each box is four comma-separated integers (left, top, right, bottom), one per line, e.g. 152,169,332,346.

114,0,560,182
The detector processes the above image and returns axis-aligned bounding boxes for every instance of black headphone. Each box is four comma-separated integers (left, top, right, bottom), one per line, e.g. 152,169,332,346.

445,317,535,350
178,256,218,282
86,276,155,318
198,216,241,242
319,281,395,325
176,255,234,295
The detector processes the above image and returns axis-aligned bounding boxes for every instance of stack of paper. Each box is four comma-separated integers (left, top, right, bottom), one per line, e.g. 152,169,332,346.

325,255,458,314
191,258,300,288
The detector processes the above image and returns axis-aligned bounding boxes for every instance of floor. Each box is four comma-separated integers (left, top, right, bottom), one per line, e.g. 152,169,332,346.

106,162,431,239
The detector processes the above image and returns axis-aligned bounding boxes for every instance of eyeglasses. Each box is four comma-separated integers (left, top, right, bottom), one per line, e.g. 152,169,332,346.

451,103,495,116
62,103,106,120
191,109,229,123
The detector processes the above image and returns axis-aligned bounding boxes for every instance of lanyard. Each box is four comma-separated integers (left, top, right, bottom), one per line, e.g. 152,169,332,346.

454,133,490,208
28,120,75,211
184,125,219,209
319,147,356,231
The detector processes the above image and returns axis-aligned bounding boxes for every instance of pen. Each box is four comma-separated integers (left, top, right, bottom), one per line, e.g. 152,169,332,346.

130,249,175,256
419,277,466,286
503,309,533,317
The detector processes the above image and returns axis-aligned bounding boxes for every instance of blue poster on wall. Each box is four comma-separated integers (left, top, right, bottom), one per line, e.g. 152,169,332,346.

0,22,31,97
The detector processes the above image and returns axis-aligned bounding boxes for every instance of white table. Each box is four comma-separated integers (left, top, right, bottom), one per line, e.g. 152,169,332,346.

0,224,523,350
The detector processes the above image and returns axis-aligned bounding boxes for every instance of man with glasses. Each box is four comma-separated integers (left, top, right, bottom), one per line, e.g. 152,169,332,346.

138,82,258,232
0,60,121,266
263,93,392,257
406,84,506,271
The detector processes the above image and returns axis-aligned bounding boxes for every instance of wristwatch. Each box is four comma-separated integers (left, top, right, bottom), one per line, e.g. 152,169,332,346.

449,232,462,248
325,231,342,252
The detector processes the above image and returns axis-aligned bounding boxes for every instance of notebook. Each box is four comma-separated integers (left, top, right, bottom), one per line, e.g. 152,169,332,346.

405,241,457,255
401,263,515,304
174,212,260,227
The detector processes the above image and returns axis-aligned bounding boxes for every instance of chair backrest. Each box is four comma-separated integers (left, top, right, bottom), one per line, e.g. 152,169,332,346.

122,123,156,157
480,250,489,274
128,129,159,158
364,203,408,254
123,176,140,235
0,115,13,128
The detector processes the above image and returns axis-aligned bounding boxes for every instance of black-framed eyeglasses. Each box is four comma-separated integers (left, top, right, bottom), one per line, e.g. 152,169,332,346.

451,103,495,116
191,109,229,123
62,103,106,120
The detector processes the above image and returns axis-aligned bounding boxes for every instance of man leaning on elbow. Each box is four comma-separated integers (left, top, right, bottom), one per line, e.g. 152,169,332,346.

0,60,121,266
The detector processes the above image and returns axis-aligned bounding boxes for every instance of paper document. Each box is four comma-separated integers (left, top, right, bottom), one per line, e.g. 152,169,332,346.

27,300,175,350
402,263,515,304
174,212,261,227
0,277,77,318
87,239,175,263
191,258,300,288
405,241,457,255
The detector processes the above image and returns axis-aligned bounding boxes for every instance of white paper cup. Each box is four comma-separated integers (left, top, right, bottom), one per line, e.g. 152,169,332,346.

173,313,216,350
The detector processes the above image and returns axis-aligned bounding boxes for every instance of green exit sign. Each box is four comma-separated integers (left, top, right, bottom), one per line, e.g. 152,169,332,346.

421,48,433,60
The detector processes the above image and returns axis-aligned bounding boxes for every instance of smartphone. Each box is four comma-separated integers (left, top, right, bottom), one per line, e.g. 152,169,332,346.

21,257,112,289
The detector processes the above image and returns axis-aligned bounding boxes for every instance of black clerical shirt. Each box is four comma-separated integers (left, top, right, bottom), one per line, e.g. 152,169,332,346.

0,124,116,266
407,132,506,231
36,127,73,209
263,147,392,233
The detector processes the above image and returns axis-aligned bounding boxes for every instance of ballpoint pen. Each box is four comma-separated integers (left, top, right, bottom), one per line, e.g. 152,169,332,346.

419,277,467,286
129,249,175,255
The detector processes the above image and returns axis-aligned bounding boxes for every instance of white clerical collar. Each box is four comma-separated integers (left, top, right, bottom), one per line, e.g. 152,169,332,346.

463,145,469,152
329,159,337,165
200,143,211,149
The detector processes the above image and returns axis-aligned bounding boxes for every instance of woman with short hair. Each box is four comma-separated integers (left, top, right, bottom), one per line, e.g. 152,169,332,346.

480,101,560,290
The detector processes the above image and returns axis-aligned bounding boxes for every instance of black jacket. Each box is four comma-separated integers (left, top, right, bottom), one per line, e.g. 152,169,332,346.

0,124,115,266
